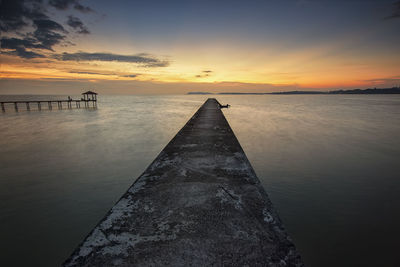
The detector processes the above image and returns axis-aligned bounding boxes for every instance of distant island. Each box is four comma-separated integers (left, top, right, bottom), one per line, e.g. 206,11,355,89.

187,87,400,95
272,87,400,95
328,87,400,94
187,92,213,95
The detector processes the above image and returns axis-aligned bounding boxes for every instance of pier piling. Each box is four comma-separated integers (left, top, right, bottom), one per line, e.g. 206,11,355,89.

64,98,303,266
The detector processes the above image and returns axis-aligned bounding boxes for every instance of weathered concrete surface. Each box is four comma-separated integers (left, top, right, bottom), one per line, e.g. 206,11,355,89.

64,98,303,266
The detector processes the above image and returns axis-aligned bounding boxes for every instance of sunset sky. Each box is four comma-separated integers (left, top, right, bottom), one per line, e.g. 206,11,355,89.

1,0,400,94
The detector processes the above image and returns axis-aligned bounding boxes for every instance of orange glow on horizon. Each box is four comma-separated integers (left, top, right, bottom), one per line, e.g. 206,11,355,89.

1,40,399,92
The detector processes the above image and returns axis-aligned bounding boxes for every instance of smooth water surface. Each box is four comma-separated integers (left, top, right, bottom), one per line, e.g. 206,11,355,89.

1,95,399,266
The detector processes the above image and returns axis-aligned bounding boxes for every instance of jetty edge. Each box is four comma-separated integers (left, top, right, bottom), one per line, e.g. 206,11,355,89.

64,98,303,266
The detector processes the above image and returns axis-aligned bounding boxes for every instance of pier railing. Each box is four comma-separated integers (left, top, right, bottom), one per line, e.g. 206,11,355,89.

1,99,97,112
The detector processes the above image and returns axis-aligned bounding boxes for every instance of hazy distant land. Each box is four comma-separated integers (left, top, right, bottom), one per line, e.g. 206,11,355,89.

187,87,400,95
187,92,214,95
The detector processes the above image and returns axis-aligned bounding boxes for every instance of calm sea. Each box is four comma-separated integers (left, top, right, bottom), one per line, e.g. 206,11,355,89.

1,95,399,266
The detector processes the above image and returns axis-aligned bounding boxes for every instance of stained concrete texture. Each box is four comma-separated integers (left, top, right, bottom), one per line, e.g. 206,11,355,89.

64,98,304,266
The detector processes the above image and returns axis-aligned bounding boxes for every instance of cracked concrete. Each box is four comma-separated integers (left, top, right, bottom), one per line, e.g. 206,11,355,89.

64,98,303,266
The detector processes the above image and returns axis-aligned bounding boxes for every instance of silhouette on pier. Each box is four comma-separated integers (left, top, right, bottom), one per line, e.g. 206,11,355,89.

219,103,231,108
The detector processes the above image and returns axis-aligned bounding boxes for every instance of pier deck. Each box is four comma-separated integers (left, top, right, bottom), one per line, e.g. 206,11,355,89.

64,98,303,266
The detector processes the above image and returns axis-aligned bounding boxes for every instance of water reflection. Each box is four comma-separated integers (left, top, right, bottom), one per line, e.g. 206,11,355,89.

0,95,399,266
218,95,400,267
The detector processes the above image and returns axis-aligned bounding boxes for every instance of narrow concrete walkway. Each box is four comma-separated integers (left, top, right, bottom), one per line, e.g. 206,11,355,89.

64,98,303,266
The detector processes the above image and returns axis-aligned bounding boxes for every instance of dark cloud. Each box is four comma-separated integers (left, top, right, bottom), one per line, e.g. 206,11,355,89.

68,70,141,77
1,37,46,50
73,2,93,13
385,1,400,19
0,0,28,32
49,0,74,10
49,0,93,13
69,70,114,75
0,0,48,32
55,52,169,67
195,70,213,78
1,36,47,58
1,18,67,53
32,19,67,50
3,47,45,59
67,16,90,34
33,19,67,33
362,76,400,84
1,0,93,59
121,74,139,78
144,61,170,67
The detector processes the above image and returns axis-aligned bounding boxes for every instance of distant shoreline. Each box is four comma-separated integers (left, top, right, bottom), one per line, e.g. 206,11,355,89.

187,87,400,95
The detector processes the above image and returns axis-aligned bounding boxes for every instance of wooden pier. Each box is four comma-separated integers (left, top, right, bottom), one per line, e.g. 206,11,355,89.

64,98,303,266
1,91,97,112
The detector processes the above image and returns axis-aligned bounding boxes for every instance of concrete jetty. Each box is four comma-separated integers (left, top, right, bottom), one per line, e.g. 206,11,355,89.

64,98,303,266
